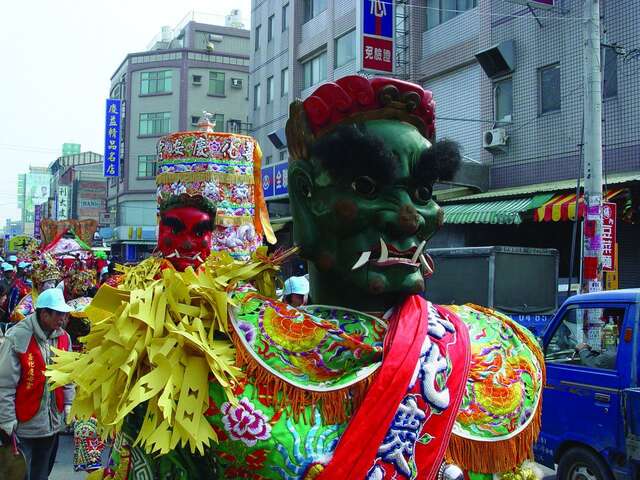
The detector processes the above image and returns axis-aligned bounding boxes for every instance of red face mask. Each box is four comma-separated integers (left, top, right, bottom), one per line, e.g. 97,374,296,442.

158,206,213,271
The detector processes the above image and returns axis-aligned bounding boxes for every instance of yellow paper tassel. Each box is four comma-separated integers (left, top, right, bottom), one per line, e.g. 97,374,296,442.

46,249,295,456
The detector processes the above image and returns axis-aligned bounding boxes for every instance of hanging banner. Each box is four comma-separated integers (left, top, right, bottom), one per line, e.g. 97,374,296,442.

33,204,42,239
104,98,122,177
357,0,395,74
602,201,616,272
56,185,70,220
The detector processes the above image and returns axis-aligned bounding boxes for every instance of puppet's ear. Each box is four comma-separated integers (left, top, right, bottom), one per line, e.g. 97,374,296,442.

288,160,320,260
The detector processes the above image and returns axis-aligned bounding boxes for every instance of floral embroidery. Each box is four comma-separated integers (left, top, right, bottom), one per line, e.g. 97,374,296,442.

203,180,221,202
221,398,272,447
170,181,186,195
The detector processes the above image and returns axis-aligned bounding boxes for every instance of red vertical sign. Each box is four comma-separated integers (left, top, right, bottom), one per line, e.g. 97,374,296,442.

602,201,616,272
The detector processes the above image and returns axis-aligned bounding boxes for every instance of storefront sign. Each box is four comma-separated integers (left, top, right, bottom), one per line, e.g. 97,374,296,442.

262,161,289,199
262,166,274,198
274,162,288,197
602,201,616,272
358,0,395,74
103,98,121,177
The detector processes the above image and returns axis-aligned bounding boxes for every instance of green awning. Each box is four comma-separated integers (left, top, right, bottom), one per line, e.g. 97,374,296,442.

439,171,640,204
443,194,553,225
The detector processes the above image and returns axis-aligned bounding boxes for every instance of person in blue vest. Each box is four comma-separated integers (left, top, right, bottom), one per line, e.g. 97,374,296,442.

0,288,74,480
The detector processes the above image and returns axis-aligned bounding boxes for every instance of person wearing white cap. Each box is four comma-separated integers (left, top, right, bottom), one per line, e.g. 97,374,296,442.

8,255,17,265
282,275,310,307
0,287,74,480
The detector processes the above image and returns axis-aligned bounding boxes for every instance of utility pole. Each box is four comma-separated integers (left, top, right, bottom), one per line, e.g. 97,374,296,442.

581,0,604,294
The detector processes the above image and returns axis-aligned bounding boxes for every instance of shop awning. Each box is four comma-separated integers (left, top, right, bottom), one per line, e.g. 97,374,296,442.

534,188,624,222
443,194,553,225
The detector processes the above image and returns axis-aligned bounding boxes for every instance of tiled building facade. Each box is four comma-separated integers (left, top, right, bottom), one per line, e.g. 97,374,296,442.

249,0,640,286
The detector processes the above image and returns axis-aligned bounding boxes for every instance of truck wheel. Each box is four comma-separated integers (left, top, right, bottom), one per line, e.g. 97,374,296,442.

557,447,613,480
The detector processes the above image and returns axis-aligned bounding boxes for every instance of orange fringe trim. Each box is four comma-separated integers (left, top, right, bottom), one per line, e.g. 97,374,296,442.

230,328,376,425
446,304,547,474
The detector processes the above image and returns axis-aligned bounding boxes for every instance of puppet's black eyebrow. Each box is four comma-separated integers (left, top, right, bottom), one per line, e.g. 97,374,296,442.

193,220,214,235
311,124,398,184
413,139,462,185
161,216,186,231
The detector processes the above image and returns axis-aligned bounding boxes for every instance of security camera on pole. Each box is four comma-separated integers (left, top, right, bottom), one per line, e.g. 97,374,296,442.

581,0,604,294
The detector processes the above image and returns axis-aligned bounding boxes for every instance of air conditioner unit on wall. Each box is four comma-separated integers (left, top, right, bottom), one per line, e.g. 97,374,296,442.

231,78,243,88
483,128,509,152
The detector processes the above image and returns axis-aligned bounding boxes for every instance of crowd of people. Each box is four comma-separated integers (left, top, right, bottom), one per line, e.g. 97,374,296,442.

0,243,113,480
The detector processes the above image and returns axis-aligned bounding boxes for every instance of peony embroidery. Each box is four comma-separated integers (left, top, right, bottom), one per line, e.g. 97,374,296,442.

221,398,272,446
203,180,221,202
170,182,187,195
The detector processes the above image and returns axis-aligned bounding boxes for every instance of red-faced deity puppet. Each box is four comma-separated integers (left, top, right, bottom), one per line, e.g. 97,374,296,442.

156,116,274,272
158,206,214,272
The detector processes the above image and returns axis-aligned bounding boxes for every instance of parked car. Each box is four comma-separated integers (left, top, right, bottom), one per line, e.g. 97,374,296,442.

535,288,640,480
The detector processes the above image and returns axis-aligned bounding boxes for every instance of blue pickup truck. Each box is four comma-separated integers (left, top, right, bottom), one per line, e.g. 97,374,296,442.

535,289,640,480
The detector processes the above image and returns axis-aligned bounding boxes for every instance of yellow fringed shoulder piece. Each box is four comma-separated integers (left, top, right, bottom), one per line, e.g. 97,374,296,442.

46,249,294,456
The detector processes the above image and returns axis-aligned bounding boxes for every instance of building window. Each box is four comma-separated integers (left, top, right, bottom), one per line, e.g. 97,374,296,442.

282,3,289,31
494,77,513,123
209,72,225,96
137,155,157,177
267,76,275,104
335,30,356,68
279,150,288,162
255,24,261,51
268,15,275,42
140,70,172,95
212,114,224,129
603,46,618,99
304,0,327,22
139,112,171,136
426,0,477,30
191,115,200,126
281,67,289,96
539,64,561,114
228,119,242,133
192,74,202,85
254,83,261,110
302,52,327,89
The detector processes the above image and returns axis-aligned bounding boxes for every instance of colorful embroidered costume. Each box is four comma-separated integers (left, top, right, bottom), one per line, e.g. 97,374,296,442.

48,82,544,480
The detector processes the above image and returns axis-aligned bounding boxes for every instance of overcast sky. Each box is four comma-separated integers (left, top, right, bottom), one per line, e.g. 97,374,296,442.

0,0,251,225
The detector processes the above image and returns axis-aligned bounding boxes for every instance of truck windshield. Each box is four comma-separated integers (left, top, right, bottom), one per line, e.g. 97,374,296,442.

544,306,625,370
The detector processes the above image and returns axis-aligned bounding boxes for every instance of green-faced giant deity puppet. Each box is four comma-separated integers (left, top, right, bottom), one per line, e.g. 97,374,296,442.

48,78,544,480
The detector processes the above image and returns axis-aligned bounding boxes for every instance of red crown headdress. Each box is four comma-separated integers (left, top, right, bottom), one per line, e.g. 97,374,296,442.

286,75,436,161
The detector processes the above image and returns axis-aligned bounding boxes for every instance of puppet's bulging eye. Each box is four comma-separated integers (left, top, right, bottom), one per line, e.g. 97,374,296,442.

351,176,377,197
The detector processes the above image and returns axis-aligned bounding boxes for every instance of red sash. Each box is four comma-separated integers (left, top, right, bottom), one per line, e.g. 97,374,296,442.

15,334,69,422
318,297,470,480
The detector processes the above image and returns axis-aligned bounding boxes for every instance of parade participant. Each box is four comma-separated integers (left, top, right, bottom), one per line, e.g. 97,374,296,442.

9,251,62,323
0,288,74,480
48,81,543,480
2,262,15,281
282,275,310,307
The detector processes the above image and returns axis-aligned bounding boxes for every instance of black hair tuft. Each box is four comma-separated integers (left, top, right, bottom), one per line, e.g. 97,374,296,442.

310,124,397,184
416,139,462,185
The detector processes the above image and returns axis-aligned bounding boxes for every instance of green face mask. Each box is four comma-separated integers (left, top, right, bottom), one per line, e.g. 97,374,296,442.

288,120,443,312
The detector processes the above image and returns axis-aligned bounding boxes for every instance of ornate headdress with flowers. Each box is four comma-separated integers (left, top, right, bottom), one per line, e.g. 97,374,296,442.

286,75,436,161
156,115,275,260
